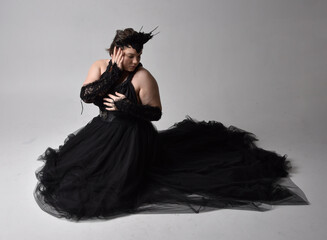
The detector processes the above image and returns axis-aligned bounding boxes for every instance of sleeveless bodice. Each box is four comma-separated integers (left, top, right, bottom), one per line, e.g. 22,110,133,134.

94,62,142,113
110,64,141,104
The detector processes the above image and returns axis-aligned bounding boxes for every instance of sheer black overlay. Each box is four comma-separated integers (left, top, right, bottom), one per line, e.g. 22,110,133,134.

34,62,308,221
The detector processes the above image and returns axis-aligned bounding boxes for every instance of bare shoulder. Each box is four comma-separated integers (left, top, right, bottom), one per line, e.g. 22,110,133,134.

88,59,108,72
133,66,161,108
133,66,157,85
98,59,110,71
90,58,109,68
90,59,105,66
82,59,109,86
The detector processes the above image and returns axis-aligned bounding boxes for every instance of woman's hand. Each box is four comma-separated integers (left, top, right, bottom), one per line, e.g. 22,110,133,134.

110,46,124,70
103,92,127,111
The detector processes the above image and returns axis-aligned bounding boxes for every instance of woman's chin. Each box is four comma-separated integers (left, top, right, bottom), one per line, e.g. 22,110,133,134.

127,67,136,72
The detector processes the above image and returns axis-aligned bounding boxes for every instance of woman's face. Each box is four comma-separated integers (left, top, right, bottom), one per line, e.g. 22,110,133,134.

121,46,142,72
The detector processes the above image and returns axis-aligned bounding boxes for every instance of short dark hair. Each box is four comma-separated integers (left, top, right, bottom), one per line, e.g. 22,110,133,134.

105,28,137,56
105,27,159,56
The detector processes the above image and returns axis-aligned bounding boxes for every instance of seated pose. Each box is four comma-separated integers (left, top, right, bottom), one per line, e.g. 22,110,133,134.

34,27,308,221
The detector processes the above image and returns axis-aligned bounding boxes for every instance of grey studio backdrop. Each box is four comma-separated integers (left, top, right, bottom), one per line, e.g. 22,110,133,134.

1,0,326,240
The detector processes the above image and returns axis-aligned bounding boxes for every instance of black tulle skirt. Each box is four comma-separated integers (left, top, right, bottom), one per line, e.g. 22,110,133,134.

34,113,308,221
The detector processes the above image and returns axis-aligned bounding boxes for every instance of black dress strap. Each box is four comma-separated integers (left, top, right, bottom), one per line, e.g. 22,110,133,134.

126,62,143,83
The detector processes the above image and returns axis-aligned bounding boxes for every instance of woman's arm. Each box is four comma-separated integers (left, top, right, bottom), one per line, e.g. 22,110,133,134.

104,68,162,121
137,69,162,110
82,60,102,86
80,60,123,103
80,47,124,103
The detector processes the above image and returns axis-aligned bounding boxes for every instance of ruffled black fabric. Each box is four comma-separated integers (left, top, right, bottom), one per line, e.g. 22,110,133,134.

34,62,308,222
34,114,158,220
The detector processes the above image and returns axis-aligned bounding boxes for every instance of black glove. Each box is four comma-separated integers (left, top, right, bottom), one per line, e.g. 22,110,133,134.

114,98,162,121
80,60,123,103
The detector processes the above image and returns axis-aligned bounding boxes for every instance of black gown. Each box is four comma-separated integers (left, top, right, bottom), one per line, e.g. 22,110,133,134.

34,63,308,221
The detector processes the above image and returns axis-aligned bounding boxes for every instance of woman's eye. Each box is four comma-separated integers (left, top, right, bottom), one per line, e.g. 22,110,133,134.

128,55,141,60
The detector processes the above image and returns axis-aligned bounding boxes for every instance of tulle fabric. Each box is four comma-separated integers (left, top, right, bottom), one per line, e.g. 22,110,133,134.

34,61,308,221
35,112,158,220
34,114,308,221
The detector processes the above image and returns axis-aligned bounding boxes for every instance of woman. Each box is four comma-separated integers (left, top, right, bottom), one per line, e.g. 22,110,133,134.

34,27,308,221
